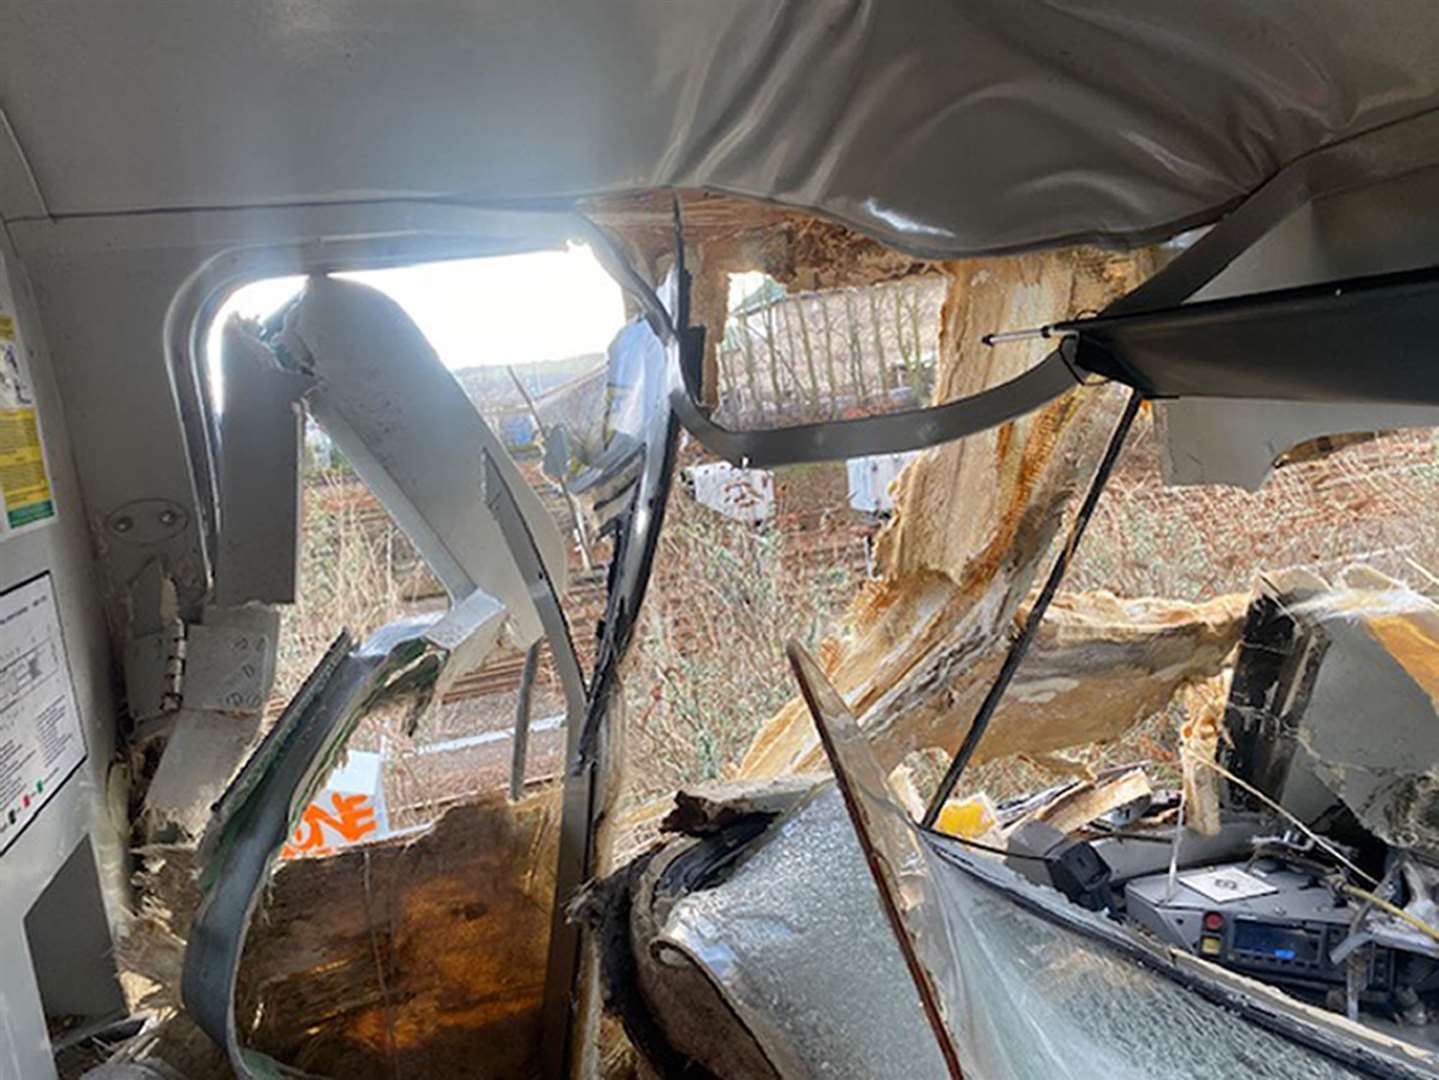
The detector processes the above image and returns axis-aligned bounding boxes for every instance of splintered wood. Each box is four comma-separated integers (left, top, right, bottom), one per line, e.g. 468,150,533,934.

1180,675,1230,836
738,248,1247,786
234,791,562,1077
123,791,563,1079
1009,768,1152,837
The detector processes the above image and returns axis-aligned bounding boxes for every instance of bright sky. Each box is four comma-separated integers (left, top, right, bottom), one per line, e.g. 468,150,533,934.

216,243,627,370
729,270,767,309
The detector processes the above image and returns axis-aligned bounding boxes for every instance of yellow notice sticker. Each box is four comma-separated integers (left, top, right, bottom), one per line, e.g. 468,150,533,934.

0,262,56,535
0,409,52,528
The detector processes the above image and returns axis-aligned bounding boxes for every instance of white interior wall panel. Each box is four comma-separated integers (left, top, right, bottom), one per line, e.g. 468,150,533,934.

0,233,125,1080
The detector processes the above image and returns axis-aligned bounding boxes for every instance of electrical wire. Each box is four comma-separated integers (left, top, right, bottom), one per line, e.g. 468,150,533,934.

921,827,1053,864
1340,884,1439,949
921,389,1142,826
1180,748,1379,887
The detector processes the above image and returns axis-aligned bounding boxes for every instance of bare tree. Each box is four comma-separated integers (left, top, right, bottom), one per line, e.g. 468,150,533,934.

867,287,892,395
843,288,869,405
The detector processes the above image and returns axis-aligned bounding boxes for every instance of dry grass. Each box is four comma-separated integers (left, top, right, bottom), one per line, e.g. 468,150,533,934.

1070,410,1439,602
274,470,420,704
618,465,868,801
277,386,1439,818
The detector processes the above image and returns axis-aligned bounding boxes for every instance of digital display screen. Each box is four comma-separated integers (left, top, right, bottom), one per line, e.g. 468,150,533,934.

1231,920,1319,963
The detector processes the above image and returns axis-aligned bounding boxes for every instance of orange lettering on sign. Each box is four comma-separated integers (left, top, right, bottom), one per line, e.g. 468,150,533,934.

280,792,378,859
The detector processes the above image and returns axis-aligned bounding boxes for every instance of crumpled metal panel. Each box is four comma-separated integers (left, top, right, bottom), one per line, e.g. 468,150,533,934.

4,3,1439,256
279,276,567,647
210,320,308,607
183,592,507,1079
1227,575,1439,855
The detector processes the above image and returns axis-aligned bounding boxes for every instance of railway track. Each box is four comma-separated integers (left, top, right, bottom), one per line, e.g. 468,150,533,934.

288,465,876,712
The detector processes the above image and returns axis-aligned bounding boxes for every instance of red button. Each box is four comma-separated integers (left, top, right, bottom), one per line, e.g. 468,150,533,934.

1203,912,1224,931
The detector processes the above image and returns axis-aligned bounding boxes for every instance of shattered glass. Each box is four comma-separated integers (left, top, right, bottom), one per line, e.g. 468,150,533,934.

661,785,1395,1079
659,787,950,1079
926,849,1369,1080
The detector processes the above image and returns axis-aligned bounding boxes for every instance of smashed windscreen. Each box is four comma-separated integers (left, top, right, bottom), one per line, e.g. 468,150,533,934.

652,783,1400,1079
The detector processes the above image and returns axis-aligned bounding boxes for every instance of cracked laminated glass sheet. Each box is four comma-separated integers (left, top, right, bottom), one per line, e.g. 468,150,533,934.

657,787,1379,1079
657,644,1399,1079
788,641,1374,1078
657,784,950,1079
923,852,1376,1080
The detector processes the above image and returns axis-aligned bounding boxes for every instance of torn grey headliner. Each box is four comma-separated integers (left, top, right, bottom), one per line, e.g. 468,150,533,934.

2,1,1439,257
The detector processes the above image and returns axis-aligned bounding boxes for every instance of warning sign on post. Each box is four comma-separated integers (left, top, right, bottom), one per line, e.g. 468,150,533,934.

0,573,86,856
0,257,56,537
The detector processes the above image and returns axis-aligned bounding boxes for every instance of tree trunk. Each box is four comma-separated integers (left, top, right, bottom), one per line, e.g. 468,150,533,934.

818,294,839,414
737,247,1245,785
893,283,919,398
690,260,730,410
759,305,783,418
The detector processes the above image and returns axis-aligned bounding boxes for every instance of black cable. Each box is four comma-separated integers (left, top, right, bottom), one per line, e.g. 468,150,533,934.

926,818,1177,860
920,826,1053,864
921,389,1143,827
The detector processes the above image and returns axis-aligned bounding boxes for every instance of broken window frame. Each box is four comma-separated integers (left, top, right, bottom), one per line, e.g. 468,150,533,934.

184,592,510,1079
178,209,688,1077
176,107,1439,1073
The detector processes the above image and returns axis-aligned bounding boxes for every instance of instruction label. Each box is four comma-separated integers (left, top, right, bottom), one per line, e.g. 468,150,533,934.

0,257,56,537
0,573,85,856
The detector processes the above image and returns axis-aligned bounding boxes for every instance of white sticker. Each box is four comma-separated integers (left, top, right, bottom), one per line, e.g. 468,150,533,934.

280,749,391,860
0,257,58,539
1180,866,1279,903
0,573,86,855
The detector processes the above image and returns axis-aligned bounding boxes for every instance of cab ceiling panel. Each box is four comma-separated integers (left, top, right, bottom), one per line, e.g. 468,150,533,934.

2,1,1438,257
